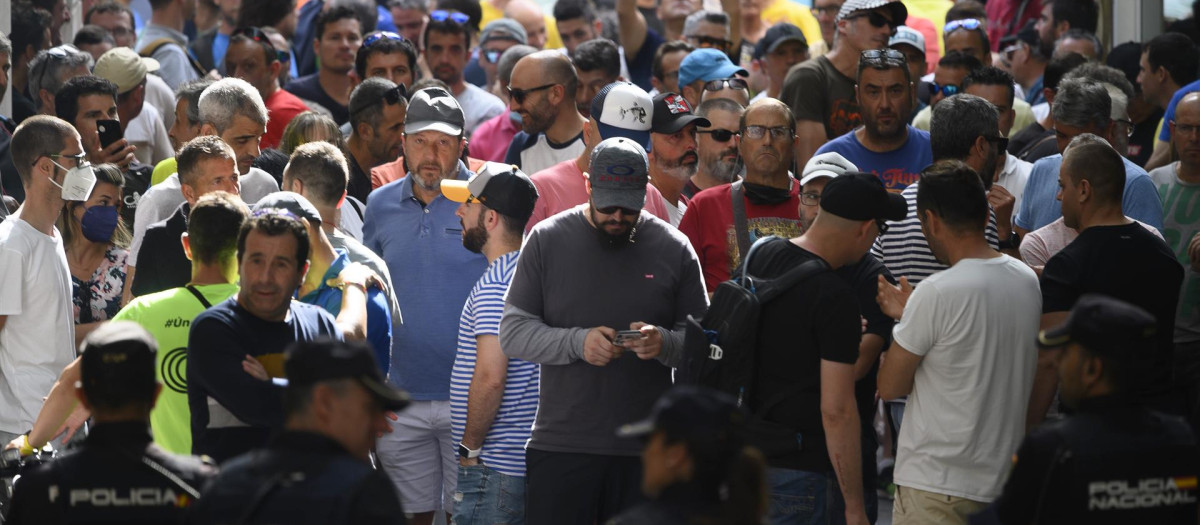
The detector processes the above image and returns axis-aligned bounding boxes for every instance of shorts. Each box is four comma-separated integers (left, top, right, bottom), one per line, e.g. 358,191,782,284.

376,399,457,513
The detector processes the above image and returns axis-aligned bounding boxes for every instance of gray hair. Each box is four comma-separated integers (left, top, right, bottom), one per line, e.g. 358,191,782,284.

1054,29,1103,61
1064,63,1134,102
28,45,94,111
683,11,730,40
695,97,744,118
498,44,538,86
177,78,216,127
0,31,11,56
1052,77,1111,130
198,77,269,133
1103,84,1128,121
387,0,429,12
930,94,999,161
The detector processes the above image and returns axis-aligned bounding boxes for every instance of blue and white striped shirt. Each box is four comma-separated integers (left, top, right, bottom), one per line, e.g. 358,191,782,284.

449,251,539,477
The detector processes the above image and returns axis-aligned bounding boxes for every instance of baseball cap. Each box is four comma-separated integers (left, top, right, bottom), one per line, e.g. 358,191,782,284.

252,191,322,226
836,0,908,25
651,92,710,135
800,152,859,186
1038,294,1158,358
591,82,654,150
406,87,465,136
754,23,808,60
80,321,157,397
479,19,527,46
678,49,749,89
1001,20,1039,50
889,26,925,54
285,340,411,411
440,162,539,221
588,137,649,212
616,386,745,448
819,171,907,222
93,47,160,94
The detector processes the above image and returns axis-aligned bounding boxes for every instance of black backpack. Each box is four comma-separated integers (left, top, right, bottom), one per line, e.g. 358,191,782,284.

679,236,829,409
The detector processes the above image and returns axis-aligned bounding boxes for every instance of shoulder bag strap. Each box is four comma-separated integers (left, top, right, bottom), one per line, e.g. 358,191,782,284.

184,285,214,309
731,180,752,262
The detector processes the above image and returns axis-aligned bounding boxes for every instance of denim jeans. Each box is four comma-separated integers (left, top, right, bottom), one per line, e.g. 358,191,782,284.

453,463,525,525
767,468,844,525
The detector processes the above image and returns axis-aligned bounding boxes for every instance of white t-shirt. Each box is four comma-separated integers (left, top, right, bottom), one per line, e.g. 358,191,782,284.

126,103,174,167
456,83,506,139
0,218,76,433
892,255,1041,502
661,193,686,227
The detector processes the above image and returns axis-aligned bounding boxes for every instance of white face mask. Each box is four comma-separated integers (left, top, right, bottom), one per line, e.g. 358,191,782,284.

49,158,97,202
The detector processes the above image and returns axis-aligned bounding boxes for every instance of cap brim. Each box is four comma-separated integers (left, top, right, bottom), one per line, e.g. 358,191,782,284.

799,170,839,186
596,123,652,151
883,192,907,221
440,179,471,202
655,115,711,135
889,41,922,53
592,188,646,212
1038,316,1073,348
616,418,655,438
767,36,808,55
361,376,412,411
142,56,161,72
406,121,463,136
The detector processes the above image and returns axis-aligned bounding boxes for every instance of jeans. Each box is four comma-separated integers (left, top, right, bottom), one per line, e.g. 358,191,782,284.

453,463,525,525
767,468,844,525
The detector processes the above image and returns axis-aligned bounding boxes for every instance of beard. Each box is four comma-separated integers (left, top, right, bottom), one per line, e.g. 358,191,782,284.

978,146,999,191
462,223,487,253
701,146,742,183
654,151,699,181
589,206,637,248
862,111,905,141
521,104,556,135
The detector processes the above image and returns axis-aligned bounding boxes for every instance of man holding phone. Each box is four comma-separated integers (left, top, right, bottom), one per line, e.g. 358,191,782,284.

499,136,708,524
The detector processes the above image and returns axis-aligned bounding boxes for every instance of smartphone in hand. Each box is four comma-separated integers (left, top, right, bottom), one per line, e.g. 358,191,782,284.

612,330,645,347
97,119,123,150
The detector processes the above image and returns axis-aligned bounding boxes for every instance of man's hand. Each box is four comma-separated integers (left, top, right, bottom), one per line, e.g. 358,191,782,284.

624,322,663,360
91,137,137,169
1189,232,1200,272
53,403,91,444
583,327,621,366
988,184,1016,230
459,456,481,467
378,411,400,437
330,262,383,291
242,355,268,381
877,275,913,320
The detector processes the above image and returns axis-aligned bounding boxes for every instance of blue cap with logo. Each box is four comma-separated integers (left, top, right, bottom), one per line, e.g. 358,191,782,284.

678,49,749,89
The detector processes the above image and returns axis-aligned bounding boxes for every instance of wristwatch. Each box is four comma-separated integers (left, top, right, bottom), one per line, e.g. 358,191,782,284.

458,442,481,459
998,230,1021,250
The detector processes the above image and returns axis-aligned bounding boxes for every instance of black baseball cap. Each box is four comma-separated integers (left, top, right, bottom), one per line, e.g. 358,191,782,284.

440,162,539,221
1038,294,1158,358
80,321,158,401
617,386,745,446
651,92,710,135
819,171,907,222
285,340,411,411
754,23,808,60
253,191,322,226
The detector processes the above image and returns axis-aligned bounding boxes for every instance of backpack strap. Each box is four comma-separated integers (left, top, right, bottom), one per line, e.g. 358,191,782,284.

731,180,752,262
139,38,207,78
185,285,214,309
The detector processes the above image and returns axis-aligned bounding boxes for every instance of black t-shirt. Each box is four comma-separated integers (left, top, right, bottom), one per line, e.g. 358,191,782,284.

1016,128,1058,163
836,254,895,428
284,74,349,125
1008,121,1046,156
122,161,154,228
1126,108,1164,168
346,153,373,204
745,238,860,471
1041,223,1184,407
132,203,191,297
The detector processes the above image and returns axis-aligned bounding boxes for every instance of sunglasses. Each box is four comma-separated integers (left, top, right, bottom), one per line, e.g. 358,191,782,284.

704,78,749,92
741,125,793,140
35,45,81,93
698,129,738,142
362,31,406,48
596,205,641,216
860,48,907,67
507,83,557,103
233,26,285,63
875,219,890,237
849,11,897,35
482,48,505,64
351,84,407,116
944,18,983,33
928,82,961,97
687,35,733,50
430,10,470,25
984,135,1009,151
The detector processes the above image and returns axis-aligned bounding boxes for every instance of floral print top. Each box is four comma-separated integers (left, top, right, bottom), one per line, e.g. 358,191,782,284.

72,245,129,324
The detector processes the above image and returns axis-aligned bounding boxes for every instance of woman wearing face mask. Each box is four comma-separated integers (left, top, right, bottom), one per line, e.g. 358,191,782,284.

55,164,131,345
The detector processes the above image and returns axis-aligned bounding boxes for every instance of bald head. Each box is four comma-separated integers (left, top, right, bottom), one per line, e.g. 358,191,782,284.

505,0,548,48
740,97,795,131
1172,92,1200,167
515,50,579,99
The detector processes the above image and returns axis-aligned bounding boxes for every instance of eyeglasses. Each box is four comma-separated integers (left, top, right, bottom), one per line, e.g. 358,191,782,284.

596,205,641,216
507,83,557,104
860,48,907,67
848,11,897,35
482,48,505,64
1117,119,1135,138
928,82,961,97
363,31,406,48
698,129,738,142
1175,122,1200,137
687,35,734,50
741,125,793,140
944,18,983,34
800,191,820,206
430,10,470,25
875,219,890,237
233,26,285,63
703,78,749,92
984,134,1009,152
40,152,86,168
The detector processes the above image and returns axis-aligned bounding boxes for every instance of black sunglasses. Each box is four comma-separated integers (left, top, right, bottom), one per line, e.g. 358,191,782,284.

860,48,907,67
984,135,1009,152
703,78,749,92
687,35,733,50
507,83,557,104
849,11,897,35
698,129,737,142
233,26,288,63
596,205,641,216
350,85,407,116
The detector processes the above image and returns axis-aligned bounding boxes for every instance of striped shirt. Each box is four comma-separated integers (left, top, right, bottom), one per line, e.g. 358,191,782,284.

871,181,1001,286
449,251,539,477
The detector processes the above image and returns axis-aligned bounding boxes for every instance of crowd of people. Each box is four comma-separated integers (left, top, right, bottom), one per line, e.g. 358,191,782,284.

1,0,1200,523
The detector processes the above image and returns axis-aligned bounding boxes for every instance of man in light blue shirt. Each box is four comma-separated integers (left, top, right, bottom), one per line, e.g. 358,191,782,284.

364,87,487,525
1014,77,1163,237
136,0,200,90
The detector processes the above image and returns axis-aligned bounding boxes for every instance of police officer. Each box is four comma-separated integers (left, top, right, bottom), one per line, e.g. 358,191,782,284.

186,339,410,524
5,321,218,524
972,294,1200,524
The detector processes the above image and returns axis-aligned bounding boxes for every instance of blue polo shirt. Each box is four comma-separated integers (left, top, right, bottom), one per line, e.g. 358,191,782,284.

299,249,393,375
815,125,933,193
363,162,488,400
1014,154,1164,233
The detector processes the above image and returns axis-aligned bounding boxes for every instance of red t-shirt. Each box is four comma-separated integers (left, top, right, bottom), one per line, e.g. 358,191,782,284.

263,89,309,150
678,182,803,292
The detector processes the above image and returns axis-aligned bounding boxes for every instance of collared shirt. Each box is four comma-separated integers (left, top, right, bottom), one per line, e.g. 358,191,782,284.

298,250,393,375
1024,75,1045,106
363,161,488,399
996,153,1032,223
